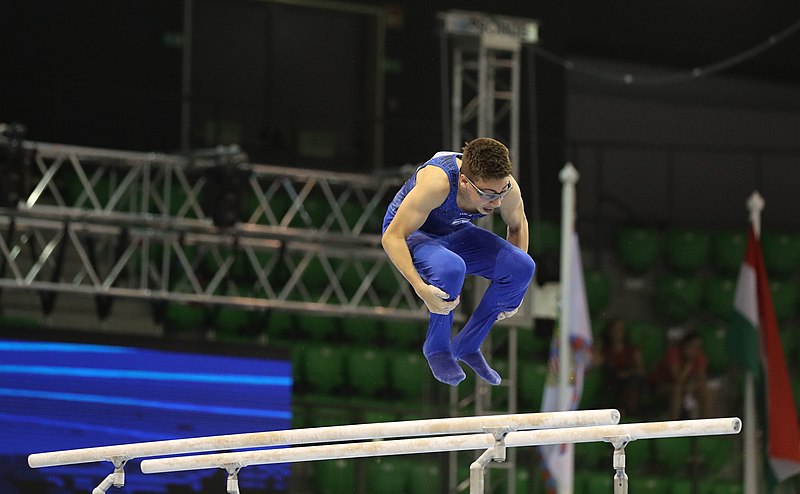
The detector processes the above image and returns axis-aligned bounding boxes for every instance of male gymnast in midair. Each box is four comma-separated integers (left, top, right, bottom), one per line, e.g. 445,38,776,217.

382,137,535,386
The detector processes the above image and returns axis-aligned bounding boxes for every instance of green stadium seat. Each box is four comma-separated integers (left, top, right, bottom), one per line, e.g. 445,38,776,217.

584,472,613,491
366,458,407,494
295,313,338,342
360,405,400,424
769,279,799,321
696,436,733,475
265,310,295,343
696,480,716,494
384,319,425,349
304,344,346,395
518,361,548,409
626,320,666,369
698,324,729,376
670,479,692,494
341,316,382,345
713,482,744,494
762,232,800,278
408,460,444,494
574,440,609,471
389,351,431,402
584,269,612,316
624,436,652,474
580,367,603,409
347,348,389,397
653,436,691,474
530,220,560,256
514,467,530,494
315,459,356,494
165,303,206,332
213,306,251,340
666,229,711,273
617,227,661,276
703,277,736,320
517,328,549,359
633,477,671,494
657,275,704,322
712,231,747,275
308,403,352,427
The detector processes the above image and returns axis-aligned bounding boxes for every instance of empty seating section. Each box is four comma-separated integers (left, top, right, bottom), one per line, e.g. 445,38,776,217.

657,275,703,322
617,227,661,275
712,231,746,275
761,232,800,278
666,229,711,273
704,277,736,320
584,269,612,315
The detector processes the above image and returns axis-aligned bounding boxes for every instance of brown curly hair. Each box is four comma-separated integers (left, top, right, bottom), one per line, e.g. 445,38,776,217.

461,137,513,180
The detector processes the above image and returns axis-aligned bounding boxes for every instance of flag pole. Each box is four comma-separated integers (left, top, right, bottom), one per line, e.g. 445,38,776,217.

556,163,579,494
744,191,764,494
558,162,579,414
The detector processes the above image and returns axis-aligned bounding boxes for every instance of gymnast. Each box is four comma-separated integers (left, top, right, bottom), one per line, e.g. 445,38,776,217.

381,137,536,386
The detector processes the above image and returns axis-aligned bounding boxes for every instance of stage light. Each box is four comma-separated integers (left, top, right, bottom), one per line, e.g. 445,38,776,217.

0,122,32,209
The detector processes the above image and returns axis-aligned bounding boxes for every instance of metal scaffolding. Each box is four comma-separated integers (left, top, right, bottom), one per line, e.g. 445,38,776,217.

439,10,539,494
0,140,433,321
441,9,538,175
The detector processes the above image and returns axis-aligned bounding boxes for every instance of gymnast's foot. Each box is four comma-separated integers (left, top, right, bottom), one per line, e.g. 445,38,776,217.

456,351,501,385
425,351,466,386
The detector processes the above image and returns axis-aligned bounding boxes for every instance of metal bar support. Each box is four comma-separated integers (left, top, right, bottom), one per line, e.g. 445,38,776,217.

469,427,511,494
607,435,631,494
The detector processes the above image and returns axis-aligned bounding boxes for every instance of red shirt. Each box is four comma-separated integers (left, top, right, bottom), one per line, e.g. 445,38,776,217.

650,344,708,384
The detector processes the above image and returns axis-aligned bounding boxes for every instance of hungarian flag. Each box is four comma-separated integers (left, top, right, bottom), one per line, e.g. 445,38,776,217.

539,233,593,493
728,226,800,482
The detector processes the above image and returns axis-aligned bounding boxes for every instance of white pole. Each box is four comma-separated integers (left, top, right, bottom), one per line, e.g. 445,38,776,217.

557,163,579,494
140,418,741,474
28,409,620,469
558,163,579,412
744,191,764,494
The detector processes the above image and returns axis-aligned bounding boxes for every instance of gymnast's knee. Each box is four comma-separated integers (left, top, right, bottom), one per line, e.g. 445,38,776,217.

495,248,536,284
435,257,467,299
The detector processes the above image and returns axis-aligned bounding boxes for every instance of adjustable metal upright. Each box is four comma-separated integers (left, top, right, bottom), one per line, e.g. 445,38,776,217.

439,10,538,494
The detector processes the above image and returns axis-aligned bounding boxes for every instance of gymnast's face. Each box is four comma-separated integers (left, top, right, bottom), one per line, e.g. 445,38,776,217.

460,173,513,215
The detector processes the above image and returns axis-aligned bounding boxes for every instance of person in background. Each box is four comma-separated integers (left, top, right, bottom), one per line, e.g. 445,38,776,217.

381,137,535,386
594,317,645,416
650,330,711,420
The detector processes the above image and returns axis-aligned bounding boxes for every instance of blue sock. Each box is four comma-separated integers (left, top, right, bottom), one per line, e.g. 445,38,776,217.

425,352,466,386
456,351,501,385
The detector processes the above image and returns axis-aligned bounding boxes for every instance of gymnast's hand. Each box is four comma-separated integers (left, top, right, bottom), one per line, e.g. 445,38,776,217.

415,284,460,315
496,306,520,321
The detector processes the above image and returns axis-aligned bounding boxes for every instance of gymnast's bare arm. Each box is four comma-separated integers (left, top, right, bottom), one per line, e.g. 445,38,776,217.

381,166,460,315
499,176,529,252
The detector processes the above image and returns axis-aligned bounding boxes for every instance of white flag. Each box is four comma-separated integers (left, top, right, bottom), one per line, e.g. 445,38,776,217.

539,233,593,494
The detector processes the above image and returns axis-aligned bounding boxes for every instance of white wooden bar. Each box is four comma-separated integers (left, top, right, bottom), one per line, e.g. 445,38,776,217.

140,417,741,474
28,409,620,468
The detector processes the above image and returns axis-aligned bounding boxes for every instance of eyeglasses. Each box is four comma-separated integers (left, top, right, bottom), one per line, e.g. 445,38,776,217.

462,174,513,201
